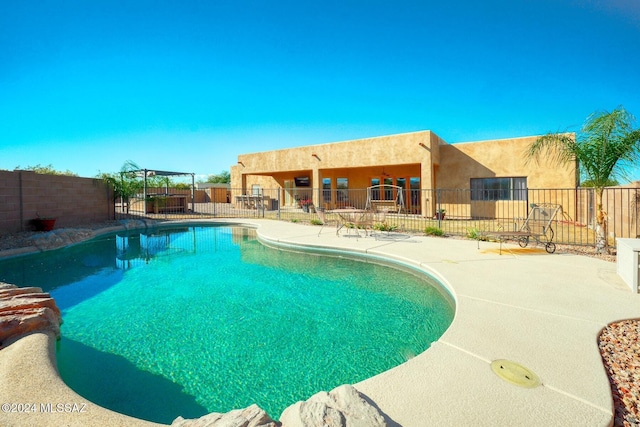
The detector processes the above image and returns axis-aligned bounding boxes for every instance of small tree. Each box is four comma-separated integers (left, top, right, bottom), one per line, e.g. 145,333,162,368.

98,161,145,213
525,106,640,253
16,164,78,176
206,170,231,184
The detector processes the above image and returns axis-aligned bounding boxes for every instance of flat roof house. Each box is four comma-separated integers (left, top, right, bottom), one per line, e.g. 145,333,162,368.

230,130,577,218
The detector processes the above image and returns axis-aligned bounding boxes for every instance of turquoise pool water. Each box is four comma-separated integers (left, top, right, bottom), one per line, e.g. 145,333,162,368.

0,225,454,423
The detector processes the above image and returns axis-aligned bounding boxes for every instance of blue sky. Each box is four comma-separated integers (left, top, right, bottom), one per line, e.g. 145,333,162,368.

1,0,639,182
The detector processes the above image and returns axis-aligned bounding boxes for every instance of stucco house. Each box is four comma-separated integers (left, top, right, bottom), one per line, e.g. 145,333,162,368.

230,130,577,218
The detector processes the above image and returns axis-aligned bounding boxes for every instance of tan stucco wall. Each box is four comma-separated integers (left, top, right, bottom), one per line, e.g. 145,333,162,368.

234,130,435,176
229,131,578,217
231,131,437,212
232,132,576,191
435,135,577,219
438,135,577,189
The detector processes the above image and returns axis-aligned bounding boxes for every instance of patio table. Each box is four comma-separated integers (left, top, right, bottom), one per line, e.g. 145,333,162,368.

328,208,372,236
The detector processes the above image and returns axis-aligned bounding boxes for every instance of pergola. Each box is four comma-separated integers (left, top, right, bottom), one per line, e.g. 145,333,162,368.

132,169,195,213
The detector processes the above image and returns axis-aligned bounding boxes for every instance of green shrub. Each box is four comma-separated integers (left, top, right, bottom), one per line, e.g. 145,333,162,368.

310,219,323,225
424,226,444,236
291,219,299,223
373,222,398,232
466,227,487,241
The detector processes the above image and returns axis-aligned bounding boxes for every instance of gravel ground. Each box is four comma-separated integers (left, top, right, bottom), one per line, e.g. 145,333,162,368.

0,222,636,425
600,320,640,427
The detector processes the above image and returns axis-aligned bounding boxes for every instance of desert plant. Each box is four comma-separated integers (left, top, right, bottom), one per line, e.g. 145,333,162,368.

373,222,398,232
466,227,487,241
310,219,323,225
425,226,444,236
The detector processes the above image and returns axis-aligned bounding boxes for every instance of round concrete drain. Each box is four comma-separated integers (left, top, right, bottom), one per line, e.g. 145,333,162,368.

490,359,540,388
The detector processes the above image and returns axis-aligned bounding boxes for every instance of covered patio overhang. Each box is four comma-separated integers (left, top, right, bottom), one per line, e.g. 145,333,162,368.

130,168,196,213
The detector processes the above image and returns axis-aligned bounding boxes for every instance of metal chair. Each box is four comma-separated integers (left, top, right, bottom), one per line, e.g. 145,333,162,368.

316,207,338,236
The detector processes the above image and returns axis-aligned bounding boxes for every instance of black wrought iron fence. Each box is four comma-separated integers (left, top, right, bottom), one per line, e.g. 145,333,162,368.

115,187,640,247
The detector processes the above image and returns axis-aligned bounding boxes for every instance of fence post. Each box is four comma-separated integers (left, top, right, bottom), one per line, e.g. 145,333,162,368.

436,188,441,228
19,171,24,231
277,190,281,220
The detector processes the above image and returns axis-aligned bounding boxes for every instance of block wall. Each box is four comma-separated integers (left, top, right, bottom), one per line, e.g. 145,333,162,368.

0,170,114,234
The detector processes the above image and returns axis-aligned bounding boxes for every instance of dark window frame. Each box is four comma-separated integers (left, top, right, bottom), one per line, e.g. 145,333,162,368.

470,177,527,201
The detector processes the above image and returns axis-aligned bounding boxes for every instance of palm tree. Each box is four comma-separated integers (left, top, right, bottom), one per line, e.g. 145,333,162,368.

525,106,640,253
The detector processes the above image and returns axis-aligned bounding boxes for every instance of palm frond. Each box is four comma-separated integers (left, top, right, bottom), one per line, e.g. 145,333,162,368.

582,106,634,142
527,107,640,190
524,132,577,166
583,108,639,185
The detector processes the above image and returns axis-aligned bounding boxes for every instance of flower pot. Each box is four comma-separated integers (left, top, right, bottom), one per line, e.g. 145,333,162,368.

434,213,445,220
35,218,56,231
302,205,309,213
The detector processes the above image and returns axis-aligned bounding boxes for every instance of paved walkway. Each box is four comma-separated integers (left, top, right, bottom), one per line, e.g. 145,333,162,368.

1,219,639,426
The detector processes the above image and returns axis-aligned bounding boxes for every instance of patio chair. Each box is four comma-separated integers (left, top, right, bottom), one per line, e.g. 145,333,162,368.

486,203,562,254
334,209,374,238
316,207,339,236
353,210,374,237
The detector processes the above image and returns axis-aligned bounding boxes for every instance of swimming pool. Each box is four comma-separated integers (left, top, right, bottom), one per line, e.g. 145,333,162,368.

0,224,454,423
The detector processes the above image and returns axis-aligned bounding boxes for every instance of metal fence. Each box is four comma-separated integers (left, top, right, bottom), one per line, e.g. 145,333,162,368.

115,187,640,248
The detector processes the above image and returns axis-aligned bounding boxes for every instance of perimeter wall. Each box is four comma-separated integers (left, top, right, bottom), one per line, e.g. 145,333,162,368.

0,170,114,234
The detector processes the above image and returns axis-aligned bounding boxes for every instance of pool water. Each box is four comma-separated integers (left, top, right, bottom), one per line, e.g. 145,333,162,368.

0,225,454,423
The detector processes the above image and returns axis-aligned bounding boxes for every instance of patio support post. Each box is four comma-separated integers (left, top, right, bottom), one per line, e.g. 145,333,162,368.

277,190,281,220
143,169,148,215
312,168,321,209
191,173,195,213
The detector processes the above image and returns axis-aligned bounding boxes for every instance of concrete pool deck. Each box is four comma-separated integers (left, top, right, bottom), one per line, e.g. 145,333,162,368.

1,219,639,426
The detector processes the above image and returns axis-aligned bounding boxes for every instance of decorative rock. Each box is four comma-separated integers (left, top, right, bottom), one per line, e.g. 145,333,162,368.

279,384,388,427
121,219,157,230
0,282,62,348
27,229,95,251
599,319,640,427
171,404,279,427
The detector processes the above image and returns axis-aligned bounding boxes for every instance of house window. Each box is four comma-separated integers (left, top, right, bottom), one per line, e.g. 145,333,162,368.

322,178,331,202
370,178,380,199
251,185,261,196
396,177,406,190
470,177,527,201
409,177,421,209
337,178,348,202
383,177,393,199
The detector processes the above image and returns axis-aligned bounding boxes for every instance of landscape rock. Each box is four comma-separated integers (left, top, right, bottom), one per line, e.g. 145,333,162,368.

0,282,62,348
171,404,279,427
27,228,96,251
279,384,388,427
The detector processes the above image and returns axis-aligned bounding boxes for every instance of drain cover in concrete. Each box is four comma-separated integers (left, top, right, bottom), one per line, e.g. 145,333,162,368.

490,359,540,388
